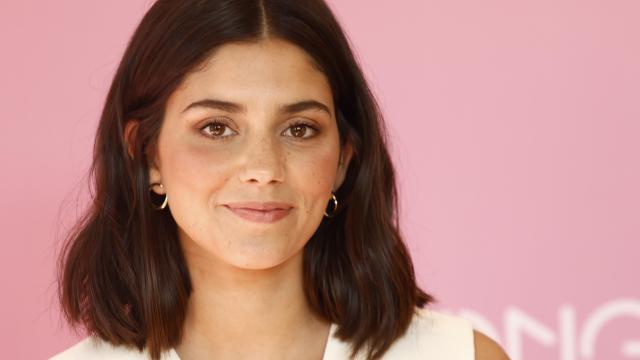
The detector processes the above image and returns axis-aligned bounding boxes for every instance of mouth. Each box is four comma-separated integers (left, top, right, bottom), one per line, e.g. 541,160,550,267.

223,203,293,223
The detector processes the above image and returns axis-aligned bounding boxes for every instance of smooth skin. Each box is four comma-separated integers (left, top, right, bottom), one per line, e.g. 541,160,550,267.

125,37,509,360
475,330,511,359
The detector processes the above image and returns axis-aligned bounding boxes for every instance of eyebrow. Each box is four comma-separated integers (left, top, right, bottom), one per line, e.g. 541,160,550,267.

181,98,332,117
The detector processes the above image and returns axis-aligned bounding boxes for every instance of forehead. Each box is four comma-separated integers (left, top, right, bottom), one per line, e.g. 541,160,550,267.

172,38,333,110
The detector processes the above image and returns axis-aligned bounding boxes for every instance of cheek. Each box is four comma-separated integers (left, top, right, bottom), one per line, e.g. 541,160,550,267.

287,144,339,206
160,140,236,254
166,143,229,189
160,138,233,229
311,151,337,190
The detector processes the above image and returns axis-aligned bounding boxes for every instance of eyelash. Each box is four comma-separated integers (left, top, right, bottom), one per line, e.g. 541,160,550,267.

198,119,319,141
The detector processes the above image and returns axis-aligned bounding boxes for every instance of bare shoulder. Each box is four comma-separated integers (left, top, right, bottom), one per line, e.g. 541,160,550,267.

473,329,511,360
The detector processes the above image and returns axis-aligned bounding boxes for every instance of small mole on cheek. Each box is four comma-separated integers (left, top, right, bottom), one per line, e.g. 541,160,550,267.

310,169,323,187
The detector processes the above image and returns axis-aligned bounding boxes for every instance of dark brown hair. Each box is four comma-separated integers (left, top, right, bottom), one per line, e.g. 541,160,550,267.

56,0,436,359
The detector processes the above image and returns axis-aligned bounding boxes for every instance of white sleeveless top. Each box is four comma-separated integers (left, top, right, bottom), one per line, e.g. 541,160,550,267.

49,308,475,359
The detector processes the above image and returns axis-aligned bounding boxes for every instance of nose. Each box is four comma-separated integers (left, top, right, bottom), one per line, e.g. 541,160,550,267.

237,133,286,185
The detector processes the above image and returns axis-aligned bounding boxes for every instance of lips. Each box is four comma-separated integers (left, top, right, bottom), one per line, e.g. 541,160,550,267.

223,201,293,223
224,201,293,211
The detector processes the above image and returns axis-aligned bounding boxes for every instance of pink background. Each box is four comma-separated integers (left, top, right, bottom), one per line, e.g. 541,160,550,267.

1,1,638,359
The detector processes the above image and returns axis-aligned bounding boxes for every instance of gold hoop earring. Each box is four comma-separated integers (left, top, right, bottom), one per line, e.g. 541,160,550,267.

324,192,338,218
149,182,168,210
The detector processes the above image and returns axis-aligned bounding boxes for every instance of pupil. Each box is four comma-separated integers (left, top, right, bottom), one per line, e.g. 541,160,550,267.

293,125,305,137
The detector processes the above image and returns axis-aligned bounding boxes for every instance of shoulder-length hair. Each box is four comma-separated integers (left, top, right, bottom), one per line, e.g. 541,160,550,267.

56,0,436,359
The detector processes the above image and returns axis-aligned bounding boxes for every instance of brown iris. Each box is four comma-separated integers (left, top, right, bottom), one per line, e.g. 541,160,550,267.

290,124,307,137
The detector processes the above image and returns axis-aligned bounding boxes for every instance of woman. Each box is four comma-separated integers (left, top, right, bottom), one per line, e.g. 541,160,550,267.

51,0,509,359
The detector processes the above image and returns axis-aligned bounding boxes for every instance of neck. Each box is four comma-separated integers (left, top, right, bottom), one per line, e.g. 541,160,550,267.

175,238,331,359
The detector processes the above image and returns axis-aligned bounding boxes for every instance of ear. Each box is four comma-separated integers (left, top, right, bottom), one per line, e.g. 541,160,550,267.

333,141,354,191
124,119,164,194
123,119,139,160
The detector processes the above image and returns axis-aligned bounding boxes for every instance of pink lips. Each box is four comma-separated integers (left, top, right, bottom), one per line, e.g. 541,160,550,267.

223,202,293,223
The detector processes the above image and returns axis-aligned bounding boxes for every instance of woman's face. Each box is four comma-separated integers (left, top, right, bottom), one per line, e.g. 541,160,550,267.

144,38,352,270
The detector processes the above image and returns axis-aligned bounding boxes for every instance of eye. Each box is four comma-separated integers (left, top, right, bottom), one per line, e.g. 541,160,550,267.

282,121,319,139
198,119,319,140
199,119,236,139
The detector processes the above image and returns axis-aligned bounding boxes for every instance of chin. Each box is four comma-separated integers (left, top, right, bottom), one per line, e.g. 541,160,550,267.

230,256,287,270
226,247,302,271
